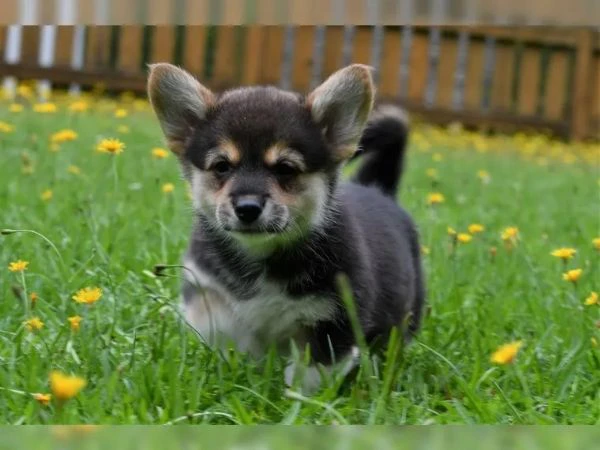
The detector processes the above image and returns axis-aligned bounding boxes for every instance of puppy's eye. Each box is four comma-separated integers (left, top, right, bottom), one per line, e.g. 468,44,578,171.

273,161,299,178
212,160,232,175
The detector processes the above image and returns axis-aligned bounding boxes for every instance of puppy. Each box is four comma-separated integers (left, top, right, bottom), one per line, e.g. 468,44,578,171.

147,63,425,392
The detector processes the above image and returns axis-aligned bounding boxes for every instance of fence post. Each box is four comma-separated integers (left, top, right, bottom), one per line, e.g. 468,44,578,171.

570,28,593,140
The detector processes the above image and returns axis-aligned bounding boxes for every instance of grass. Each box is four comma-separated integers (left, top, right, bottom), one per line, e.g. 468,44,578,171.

0,91,599,425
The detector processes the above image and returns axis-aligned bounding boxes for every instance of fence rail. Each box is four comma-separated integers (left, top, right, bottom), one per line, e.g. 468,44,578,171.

1,25,598,140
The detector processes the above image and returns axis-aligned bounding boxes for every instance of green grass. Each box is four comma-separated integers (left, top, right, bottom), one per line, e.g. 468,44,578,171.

0,95,599,425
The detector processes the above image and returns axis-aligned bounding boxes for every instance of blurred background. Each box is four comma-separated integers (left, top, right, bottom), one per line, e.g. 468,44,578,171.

0,1,598,141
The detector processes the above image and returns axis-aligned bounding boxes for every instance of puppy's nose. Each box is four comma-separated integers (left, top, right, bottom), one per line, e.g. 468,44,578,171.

233,196,264,224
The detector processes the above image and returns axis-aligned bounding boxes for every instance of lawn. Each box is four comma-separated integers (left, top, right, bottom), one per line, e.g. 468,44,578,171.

0,88,599,425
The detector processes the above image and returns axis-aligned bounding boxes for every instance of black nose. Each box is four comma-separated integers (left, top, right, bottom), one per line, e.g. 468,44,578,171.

233,196,264,224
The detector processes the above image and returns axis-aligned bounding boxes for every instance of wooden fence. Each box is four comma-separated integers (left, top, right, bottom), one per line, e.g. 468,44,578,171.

0,25,598,140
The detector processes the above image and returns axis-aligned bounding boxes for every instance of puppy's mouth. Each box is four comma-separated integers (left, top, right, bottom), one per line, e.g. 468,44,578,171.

223,223,288,235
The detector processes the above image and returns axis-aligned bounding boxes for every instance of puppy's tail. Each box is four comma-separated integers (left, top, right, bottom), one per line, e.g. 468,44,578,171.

352,105,410,197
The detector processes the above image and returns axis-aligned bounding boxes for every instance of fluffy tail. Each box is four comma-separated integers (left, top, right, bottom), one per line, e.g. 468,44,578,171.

352,105,410,197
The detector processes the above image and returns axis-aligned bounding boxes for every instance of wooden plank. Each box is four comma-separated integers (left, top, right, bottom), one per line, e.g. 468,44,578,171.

446,26,581,48
435,35,459,109
212,26,237,87
291,26,315,93
54,26,74,67
490,42,515,112
591,55,600,137
241,26,265,85
378,27,402,98
150,26,175,63
260,26,285,86
183,26,207,78
543,49,569,120
85,26,111,70
517,48,542,116
351,26,373,65
0,26,6,58
464,39,486,110
117,26,143,73
407,32,429,103
570,29,594,140
20,26,40,66
323,26,344,77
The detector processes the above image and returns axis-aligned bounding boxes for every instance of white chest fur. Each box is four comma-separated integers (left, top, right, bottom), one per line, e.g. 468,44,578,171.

181,257,336,357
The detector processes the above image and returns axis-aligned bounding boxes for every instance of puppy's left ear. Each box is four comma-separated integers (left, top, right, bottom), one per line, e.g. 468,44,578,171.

307,64,375,161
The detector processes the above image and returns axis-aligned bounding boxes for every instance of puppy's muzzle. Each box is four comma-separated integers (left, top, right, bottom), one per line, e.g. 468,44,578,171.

232,195,266,225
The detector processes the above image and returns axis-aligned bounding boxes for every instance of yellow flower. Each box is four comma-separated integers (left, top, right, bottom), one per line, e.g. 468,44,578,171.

97,138,125,155
152,147,169,159
114,108,128,118
32,393,52,406
33,103,58,113
49,371,86,401
50,129,78,144
9,260,29,272
25,317,44,332
447,227,457,236
427,192,445,205
162,183,175,194
584,291,598,306
117,125,130,134
30,292,39,305
67,165,81,175
421,246,430,255
477,170,491,183
593,237,600,250
425,168,438,179
457,233,472,244
17,84,34,99
69,100,89,112
501,227,519,242
41,189,53,201
67,315,83,331
491,341,523,365
0,121,15,133
9,103,24,113
562,268,583,283
550,247,577,261
468,224,485,234
73,287,102,304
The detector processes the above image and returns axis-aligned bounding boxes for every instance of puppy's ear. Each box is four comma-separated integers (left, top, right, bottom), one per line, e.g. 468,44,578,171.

307,64,375,161
147,63,215,155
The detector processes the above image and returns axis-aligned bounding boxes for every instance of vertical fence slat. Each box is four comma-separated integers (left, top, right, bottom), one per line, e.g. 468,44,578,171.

517,47,541,116
279,25,296,90
150,26,175,64
544,50,569,120
452,30,470,110
463,39,485,110
85,26,110,70
211,26,237,87
54,26,74,66
570,29,594,140
323,26,344,75
341,25,355,67
183,26,207,78
262,26,285,86
351,26,373,65
481,36,497,110
378,27,402,98
117,25,142,72
424,27,441,108
490,42,515,112
590,51,600,137
398,25,413,99
241,26,264,85
436,34,459,109
407,30,429,103
310,25,326,90
291,26,315,93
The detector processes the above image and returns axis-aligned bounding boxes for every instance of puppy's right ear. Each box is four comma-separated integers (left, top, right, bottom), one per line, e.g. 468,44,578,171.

147,63,214,155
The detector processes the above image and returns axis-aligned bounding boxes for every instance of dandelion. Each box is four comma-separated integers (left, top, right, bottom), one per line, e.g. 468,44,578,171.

457,233,472,244
67,165,81,175
427,192,445,205
17,84,34,99
41,190,53,201
114,108,128,118
501,227,519,243
491,340,523,365
425,168,438,179
117,125,130,134
0,121,15,133
33,103,58,114
593,237,600,250
97,138,125,155
584,291,598,306
9,103,24,113
421,246,430,255
50,129,78,144
30,292,38,306
32,393,52,406
162,183,175,194
152,147,169,159
8,260,29,272
69,100,89,112
468,224,485,234
25,317,44,332
562,268,583,283
49,371,86,401
550,247,577,261
67,315,83,332
447,227,457,236
477,170,491,184
72,287,102,305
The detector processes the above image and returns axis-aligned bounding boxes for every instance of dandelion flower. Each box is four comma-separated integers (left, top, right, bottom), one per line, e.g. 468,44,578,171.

32,393,52,406
72,287,102,304
25,317,44,332
427,192,445,205
162,183,175,194
30,292,38,306
67,165,81,175
593,237,600,250
41,189,53,201
550,247,577,261
0,121,15,133
584,291,598,306
33,103,58,114
8,260,29,272
447,227,457,236
49,371,86,401
152,147,169,159
67,315,83,331
457,233,472,244
69,100,89,112
468,224,485,234
17,84,34,99
501,227,519,242
97,138,125,155
491,341,523,365
50,129,78,144
9,103,24,113
114,108,128,118
562,268,583,283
